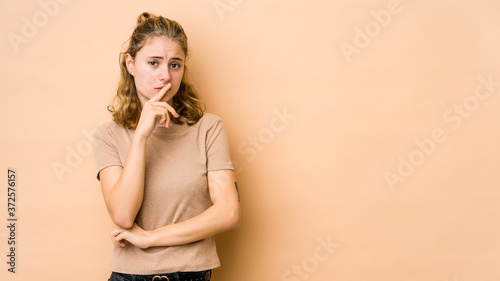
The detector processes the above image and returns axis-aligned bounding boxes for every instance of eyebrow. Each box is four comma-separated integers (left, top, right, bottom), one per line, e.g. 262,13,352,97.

148,56,184,62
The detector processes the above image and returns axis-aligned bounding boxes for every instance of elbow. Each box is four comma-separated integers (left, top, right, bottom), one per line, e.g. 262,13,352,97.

225,206,241,231
106,200,137,229
110,212,135,229
230,217,240,230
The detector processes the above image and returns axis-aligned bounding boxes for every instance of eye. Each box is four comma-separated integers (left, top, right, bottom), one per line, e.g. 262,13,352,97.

170,63,182,69
148,60,159,66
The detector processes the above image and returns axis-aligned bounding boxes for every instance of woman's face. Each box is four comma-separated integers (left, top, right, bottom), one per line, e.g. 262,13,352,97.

126,36,186,105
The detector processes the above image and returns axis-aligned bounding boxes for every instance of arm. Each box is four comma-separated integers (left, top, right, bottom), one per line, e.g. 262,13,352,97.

99,135,147,229
99,84,178,229
150,169,241,246
112,169,241,248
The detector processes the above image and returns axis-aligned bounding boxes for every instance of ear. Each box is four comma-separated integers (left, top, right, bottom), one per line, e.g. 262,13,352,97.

125,53,135,76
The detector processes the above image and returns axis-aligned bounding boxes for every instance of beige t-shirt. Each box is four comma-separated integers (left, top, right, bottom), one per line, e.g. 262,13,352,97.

91,113,233,274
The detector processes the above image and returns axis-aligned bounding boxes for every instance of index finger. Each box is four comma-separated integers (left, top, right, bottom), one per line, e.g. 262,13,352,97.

149,83,172,102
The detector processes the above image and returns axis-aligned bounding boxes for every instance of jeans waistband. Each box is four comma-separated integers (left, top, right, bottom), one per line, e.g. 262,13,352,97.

113,270,211,281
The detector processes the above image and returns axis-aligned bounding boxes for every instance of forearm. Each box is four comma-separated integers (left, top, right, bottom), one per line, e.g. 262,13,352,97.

107,135,147,228
148,203,240,247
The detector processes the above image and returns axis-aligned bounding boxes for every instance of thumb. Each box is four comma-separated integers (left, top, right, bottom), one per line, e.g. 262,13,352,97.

114,232,127,247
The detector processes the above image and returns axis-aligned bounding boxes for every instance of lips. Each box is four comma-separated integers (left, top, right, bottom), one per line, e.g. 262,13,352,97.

154,86,167,92
154,84,171,92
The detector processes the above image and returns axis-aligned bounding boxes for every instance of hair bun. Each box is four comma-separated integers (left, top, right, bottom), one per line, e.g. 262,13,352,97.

137,12,154,25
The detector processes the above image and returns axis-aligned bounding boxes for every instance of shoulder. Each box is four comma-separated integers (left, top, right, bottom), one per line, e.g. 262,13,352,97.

196,113,226,130
199,112,222,124
92,120,130,142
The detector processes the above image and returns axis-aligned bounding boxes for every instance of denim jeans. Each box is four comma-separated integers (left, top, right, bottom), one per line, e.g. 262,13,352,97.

108,270,211,281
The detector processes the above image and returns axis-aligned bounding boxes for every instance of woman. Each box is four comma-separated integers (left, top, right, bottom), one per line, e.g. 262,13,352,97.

91,12,240,281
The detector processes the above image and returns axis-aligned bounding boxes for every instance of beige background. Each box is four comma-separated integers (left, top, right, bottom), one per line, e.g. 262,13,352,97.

1,0,499,280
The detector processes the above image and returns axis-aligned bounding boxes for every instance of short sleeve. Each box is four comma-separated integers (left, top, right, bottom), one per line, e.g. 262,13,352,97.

91,124,123,180
206,118,234,171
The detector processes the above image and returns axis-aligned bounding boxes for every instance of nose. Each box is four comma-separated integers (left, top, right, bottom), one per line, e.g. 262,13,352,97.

158,64,171,82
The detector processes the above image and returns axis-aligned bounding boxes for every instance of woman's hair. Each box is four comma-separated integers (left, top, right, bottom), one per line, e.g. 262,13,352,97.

108,12,204,129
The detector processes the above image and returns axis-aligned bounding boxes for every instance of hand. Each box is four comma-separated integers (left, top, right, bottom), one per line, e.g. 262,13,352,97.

135,84,179,139
110,223,152,249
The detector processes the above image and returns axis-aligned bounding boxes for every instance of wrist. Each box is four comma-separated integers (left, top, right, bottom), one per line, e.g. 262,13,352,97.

132,133,148,145
147,227,173,248
147,229,158,248
144,230,154,248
